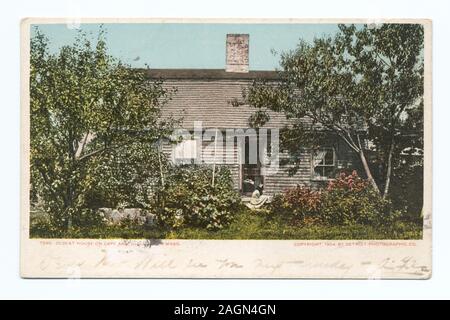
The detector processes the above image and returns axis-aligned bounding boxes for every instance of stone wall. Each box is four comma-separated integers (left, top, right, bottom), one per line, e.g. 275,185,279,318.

98,208,156,226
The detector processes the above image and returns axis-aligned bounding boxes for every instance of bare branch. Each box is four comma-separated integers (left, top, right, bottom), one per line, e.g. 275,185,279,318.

75,132,95,159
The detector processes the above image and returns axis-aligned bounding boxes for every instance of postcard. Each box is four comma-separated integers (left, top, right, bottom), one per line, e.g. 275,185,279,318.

20,18,432,278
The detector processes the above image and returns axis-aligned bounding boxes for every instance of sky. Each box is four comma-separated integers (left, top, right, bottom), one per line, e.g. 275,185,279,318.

31,23,344,70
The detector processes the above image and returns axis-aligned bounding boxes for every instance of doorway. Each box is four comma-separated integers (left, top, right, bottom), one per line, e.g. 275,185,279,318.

241,133,264,195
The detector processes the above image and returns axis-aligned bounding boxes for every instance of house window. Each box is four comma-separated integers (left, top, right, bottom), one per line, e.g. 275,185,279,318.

312,148,335,180
173,139,197,164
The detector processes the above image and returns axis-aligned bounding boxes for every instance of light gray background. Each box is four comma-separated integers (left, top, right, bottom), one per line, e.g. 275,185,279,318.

1,0,448,299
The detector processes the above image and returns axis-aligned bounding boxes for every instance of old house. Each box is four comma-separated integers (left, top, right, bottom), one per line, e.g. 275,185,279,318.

146,34,356,196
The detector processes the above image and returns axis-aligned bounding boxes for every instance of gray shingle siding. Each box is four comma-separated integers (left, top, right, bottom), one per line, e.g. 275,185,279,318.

146,69,349,195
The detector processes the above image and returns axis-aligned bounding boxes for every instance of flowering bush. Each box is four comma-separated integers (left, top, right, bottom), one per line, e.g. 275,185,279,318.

321,171,398,226
152,165,241,230
270,171,399,226
326,170,369,192
270,186,321,224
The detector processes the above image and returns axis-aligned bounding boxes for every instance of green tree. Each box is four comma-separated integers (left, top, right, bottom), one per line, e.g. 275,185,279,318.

237,23,424,198
30,27,175,230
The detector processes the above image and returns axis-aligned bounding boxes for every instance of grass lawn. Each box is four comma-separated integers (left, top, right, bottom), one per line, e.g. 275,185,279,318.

30,208,423,240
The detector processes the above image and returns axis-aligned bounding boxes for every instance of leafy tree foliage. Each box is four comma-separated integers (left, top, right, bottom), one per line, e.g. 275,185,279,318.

30,28,175,230
237,23,424,199
152,165,241,230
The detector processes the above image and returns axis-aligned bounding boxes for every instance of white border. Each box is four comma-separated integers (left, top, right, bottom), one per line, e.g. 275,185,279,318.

19,17,432,281
0,0,448,299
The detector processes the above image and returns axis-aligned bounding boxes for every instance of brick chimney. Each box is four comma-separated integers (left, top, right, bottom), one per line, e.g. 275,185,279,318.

225,34,249,73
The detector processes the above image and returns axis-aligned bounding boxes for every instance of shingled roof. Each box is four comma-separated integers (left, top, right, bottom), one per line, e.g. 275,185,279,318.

143,68,280,81
144,69,293,129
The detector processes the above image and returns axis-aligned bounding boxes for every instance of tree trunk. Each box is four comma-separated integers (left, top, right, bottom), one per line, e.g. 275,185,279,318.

212,129,218,187
65,185,74,231
383,141,395,199
157,143,165,188
359,150,380,194
157,142,167,213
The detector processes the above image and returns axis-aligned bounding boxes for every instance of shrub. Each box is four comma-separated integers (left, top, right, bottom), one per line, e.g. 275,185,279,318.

30,206,108,238
152,165,241,230
389,162,423,221
270,186,321,224
270,171,399,226
321,171,398,226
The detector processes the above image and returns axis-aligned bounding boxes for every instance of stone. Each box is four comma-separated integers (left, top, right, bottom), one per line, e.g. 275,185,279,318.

226,34,249,73
98,207,156,226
